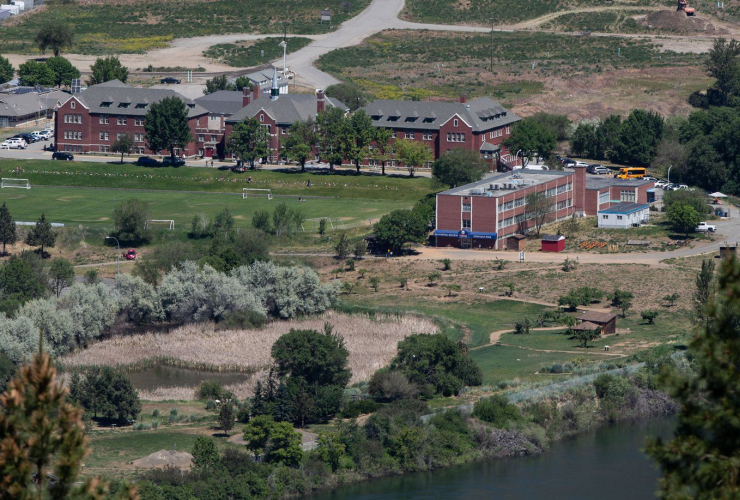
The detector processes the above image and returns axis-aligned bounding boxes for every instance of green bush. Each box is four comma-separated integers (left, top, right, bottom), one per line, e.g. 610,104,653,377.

472,395,521,428
339,399,380,419
197,380,224,401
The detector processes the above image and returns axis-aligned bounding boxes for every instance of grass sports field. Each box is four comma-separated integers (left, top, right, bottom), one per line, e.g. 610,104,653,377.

0,185,410,230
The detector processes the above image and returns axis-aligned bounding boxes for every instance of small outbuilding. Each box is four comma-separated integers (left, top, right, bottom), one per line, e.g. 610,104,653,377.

541,234,565,253
572,321,603,339
597,202,650,229
507,234,526,251
578,311,617,335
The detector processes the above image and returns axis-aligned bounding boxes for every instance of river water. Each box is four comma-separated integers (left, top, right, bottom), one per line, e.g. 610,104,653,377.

312,419,673,500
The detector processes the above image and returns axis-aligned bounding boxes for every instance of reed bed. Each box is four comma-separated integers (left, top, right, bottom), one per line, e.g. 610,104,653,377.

60,312,437,400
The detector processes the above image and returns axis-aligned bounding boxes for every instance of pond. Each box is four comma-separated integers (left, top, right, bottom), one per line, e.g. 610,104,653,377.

127,366,253,392
310,418,674,500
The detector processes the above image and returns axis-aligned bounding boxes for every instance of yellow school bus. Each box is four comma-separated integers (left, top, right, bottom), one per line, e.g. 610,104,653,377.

615,167,646,179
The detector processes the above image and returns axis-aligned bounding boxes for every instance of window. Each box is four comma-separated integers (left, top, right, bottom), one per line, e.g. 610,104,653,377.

602,215,608,220
422,117,435,124
498,200,514,212
117,116,127,125
70,101,76,109
422,133,433,140
135,103,147,109
405,131,414,139
135,147,145,154
405,117,418,123
117,132,123,139
198,135,205,142
210,135,217,142
134,133,143,142
100,102,112,108
505,126,510,134
546,187,557,197
118,102,130,108
99,115,109,124
387,116,399,122
371,115,382,120
599,191,609,205
514,197,525,208
620,190,636,202
99,132,109,141
134,118,144,126
557,199,572,210
259,114,264,122
281,127,287,135
453,119,458,127
617,215,623,220
462,219,471,229
391,131,397,139
462,203,471,213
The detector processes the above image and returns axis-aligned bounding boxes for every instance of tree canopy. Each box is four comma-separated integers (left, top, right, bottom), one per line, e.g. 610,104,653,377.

432,148,488,188
373,209,428,254
112,198,151,243
45,56,80,87
111,134,134,164
283,118,315,170
87,56,129,85
503,118,557,160
25,213,56,257
69,366,141,421
394,138,433,177
227,118,271,168
0,202,17,255
0,56,13,85
144,96,193,161
325,83,368,111
18,60,55,87
34,20,74,57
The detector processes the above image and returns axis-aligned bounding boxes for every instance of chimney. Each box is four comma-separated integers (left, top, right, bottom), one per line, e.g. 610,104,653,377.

252,84,261,102
460,93,467,104
316,89,325,113
242,87,251,107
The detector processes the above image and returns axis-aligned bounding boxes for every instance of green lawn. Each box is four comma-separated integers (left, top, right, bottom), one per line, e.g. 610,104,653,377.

1,185,410,230
0,159,432,201
0,0,371,54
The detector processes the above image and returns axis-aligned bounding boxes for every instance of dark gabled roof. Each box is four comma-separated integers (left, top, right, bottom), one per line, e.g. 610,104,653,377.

578,311,617,324
75,80,207,118
0,89,71,118
194,90,244,116
359,97,520,132
586,177,654,190
479,141,500,153
225,94,348,125
541,234,564,242
572,321,601,331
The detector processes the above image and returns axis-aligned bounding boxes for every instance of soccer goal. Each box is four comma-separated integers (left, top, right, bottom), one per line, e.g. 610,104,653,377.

146,219,175,230
1,178,30,189
243,188,272,200
301,217,345,232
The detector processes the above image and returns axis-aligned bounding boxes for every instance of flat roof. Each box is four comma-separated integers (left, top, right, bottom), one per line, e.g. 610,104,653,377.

439,169,573,198
586,177,654,190
598,202,649,215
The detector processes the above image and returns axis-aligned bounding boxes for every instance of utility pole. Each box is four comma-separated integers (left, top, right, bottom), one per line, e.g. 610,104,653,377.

490,17,495,72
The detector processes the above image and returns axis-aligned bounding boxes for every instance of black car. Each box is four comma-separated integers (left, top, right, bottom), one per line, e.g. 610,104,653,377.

160,77,181,84
17,133,37,143
136,156,160,166
52,151,74,161
162,156,185,166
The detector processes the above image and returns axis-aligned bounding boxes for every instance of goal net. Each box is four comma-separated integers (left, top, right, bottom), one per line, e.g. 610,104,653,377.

301,217,345,232
146,219,175,230
1,178,30,189
243,188,272,200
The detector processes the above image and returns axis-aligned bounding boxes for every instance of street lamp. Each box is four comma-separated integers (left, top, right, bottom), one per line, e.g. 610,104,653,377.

105,236,120,275
667,164,674,184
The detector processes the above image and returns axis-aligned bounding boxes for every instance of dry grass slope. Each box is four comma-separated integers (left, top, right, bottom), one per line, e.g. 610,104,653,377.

61,312,437,400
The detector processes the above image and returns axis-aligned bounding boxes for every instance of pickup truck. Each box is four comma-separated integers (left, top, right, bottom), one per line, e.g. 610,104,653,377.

695,222,716,233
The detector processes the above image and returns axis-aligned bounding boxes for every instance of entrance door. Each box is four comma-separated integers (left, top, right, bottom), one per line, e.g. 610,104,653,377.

205,148,213,158
460,238,472,249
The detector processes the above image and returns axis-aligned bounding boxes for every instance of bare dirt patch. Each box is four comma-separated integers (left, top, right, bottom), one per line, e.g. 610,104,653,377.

641,10,727,34
132,450,193,470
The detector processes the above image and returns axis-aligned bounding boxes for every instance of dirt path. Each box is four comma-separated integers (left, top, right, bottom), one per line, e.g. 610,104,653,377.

506,5,664,30
498,343,627,357
487,326,563,345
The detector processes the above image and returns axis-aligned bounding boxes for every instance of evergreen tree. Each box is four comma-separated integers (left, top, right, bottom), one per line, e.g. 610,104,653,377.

648,257,740,498
48,257,74,297
694,259,715,324
191,436,220,472
0,349,137,499
25,213,56,257
218,400,235,435
271,381,294,422
0,202,17,255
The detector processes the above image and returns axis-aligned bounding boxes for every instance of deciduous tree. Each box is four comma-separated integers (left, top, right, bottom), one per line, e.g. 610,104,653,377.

283,118,315,171
0,55,13,85
316,107,347,170
34,20,74,57
394,138,433,178
111,133,134,164
373,209,428,254
432,147,488,188
347,110,374,173
68,366,141,422
87,55,129,85
503,118,557,160
525,191,554,237
45,56,80,87
612,109,664,166
191,436,220,472
227,118,270,169
48,257,74,297
18,60,55,87
144,96,193,163
371,126,394,175
112,198,150,243
203,74,230,94
666,204,701,236
325,82,367,111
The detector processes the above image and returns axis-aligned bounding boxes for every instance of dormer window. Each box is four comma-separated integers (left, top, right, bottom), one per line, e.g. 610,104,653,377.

118,102,130,108
135,103,147,109
422,117,436,123
101,102,112,108
371,115,382,120
405,116,418,123
387,116,399,122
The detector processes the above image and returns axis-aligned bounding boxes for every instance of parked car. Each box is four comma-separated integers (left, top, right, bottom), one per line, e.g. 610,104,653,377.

160,77,181,84
674,184,690,190
162,156,185,166
52,151,74,161
643,176,658,182
4,138,26,149
587,164,611,175
17,133,37,144
562,159,576,167
36,130,52,140
695,222,716,233
123,249,137,260
136,156,160,166
573,160,589,168
0,142,9,149
655,180,669,188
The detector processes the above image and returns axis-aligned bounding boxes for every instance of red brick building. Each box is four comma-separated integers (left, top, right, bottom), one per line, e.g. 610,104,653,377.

54,80,209,156
360,95,520,169
435,166,654,250
222,87,348,163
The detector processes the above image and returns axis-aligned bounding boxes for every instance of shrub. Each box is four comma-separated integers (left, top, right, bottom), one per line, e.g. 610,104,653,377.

114,274,164,324
197,380,224,401
152,409,160,417
641,310,659,325
216,309,267,331
441,258,452,271
339,399,380,419
368,370,420,401
68,367,141,422
205,400,217,411
472,395,521,428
